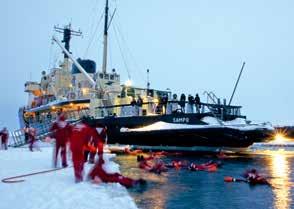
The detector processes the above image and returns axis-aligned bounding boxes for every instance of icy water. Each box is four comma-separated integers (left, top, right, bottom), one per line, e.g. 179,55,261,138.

116,151,294,209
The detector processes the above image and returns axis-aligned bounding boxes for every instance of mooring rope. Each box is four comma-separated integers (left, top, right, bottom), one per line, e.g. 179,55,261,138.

2,166,71,183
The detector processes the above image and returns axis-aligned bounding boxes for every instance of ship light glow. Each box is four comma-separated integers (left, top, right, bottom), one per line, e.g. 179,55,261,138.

273,133,288,143
125,79,132,87
82,88,89,95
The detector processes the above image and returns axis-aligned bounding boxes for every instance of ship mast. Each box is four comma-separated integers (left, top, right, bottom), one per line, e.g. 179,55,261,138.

54,24,82,71
102,0,109,74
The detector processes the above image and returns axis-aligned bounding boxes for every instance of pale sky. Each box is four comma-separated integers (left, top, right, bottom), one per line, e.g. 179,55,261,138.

2,0,294,130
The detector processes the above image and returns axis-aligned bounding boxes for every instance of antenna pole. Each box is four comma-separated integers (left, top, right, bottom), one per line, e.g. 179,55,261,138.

147,69,150,90
228,62,246,105
102,0,109,74
54,24,82,59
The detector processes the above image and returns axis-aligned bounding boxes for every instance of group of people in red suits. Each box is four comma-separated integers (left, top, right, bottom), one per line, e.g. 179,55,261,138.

50,114,145,187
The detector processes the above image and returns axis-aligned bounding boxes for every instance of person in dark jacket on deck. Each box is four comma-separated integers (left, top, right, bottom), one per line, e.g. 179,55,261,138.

187,95,194,113
179,94,186,113
195,93,201,113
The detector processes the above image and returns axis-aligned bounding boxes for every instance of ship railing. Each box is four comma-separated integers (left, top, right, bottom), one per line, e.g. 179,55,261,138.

203,91,219,104
9,129,26,147
93,101,244,119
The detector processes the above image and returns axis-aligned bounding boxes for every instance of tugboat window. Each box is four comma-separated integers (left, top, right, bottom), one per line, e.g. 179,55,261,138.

105,74,109,79
110,74,114,80
99,73,103,79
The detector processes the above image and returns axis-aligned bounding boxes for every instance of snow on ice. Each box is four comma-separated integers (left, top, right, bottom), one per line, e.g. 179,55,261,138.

0,146,138,209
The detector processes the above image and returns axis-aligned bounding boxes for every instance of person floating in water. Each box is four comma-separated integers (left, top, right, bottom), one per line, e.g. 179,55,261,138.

165,160,187,170
188,160,221,172
137,155,168,174
243,169,269,185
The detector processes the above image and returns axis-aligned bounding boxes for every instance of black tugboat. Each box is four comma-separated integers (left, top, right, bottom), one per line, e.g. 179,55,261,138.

15,0,274,150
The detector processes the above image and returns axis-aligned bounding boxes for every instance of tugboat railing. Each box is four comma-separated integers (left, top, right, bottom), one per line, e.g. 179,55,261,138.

203,91,219,104
93,100,243,119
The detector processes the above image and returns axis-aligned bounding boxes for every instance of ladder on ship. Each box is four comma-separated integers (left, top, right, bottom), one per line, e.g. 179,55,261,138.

10,109,87,147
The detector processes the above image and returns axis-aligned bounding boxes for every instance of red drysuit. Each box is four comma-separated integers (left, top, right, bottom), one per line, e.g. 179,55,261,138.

50,115,71,167
70,122,103,182
88,161,139,188
28,128,36,151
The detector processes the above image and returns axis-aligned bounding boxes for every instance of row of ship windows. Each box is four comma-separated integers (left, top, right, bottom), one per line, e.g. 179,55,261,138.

97,73,120,81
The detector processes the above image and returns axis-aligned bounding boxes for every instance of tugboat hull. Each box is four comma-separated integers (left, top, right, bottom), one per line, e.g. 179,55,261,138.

89,114,274,148
112,127,273,148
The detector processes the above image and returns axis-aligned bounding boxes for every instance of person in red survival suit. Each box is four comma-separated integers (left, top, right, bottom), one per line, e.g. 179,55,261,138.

85,126,107,164
88,159,146,188
0,127,9,150
28,127,37,151
50,113,71,168
70,120,103,183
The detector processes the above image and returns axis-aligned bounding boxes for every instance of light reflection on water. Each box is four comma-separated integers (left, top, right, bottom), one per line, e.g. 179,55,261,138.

269,152,291,209
116,151,294,209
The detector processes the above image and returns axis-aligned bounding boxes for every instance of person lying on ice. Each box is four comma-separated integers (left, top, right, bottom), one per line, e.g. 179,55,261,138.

70,118,104,183
88,158,146,188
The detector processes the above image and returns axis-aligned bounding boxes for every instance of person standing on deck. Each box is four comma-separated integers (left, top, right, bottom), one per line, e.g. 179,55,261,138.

161,94,168,114
171,94,178,113
179,93,186,113
130,97,138,116
195,94,201,113
137,96,143,116
187,95,194,113
0,127,9,150
50,113,71,168
70,119,104,183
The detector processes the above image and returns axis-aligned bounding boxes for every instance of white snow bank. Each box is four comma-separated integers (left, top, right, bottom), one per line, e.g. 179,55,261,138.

200,116,221,125
121,117,274,132
0,147,138,209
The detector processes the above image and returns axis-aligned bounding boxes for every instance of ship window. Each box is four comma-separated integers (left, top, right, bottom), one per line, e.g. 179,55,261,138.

105,74,109,79
127,88,135,97
121,87,126,98
99,73,103,79
110,74,114,80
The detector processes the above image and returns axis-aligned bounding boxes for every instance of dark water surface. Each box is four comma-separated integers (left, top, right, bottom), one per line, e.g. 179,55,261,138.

116,152,294,209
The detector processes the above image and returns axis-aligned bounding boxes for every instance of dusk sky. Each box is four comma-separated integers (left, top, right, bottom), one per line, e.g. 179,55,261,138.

2,0,294,131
